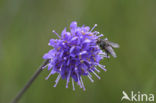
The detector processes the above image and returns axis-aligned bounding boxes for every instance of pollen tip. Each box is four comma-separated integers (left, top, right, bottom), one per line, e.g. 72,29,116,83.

83,88,86,91
52,30,55,32
45,77,48,80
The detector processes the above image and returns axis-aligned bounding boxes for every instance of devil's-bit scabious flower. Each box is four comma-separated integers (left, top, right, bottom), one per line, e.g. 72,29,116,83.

43,21,110,91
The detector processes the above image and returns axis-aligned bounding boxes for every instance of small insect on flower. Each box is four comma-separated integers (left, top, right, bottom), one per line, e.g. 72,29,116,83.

43,21,119,91
97,38,119,58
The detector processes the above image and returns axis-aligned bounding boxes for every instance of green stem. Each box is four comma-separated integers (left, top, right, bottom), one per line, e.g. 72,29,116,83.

10,59,49,103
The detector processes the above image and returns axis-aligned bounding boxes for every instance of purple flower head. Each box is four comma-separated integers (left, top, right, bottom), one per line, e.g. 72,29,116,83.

43,21,112,91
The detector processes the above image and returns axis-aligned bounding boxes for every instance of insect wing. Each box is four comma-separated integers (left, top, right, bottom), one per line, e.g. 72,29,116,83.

108,41,119,48
106,46,117,58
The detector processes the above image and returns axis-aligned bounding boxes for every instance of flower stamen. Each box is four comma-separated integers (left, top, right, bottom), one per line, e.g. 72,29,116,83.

72,78,75,91
94,67,100,73
66,69,72,88
90,24,97,32
97,64,107,71
52,30,61,38
53,74,61,87
80,77,86,91
45,72,52,80
90,69,101,79
87,72,94,83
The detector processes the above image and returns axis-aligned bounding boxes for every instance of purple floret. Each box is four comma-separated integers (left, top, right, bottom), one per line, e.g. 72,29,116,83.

43,21,107,91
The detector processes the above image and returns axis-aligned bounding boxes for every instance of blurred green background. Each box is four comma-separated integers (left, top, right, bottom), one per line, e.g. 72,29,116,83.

0,0,156,103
